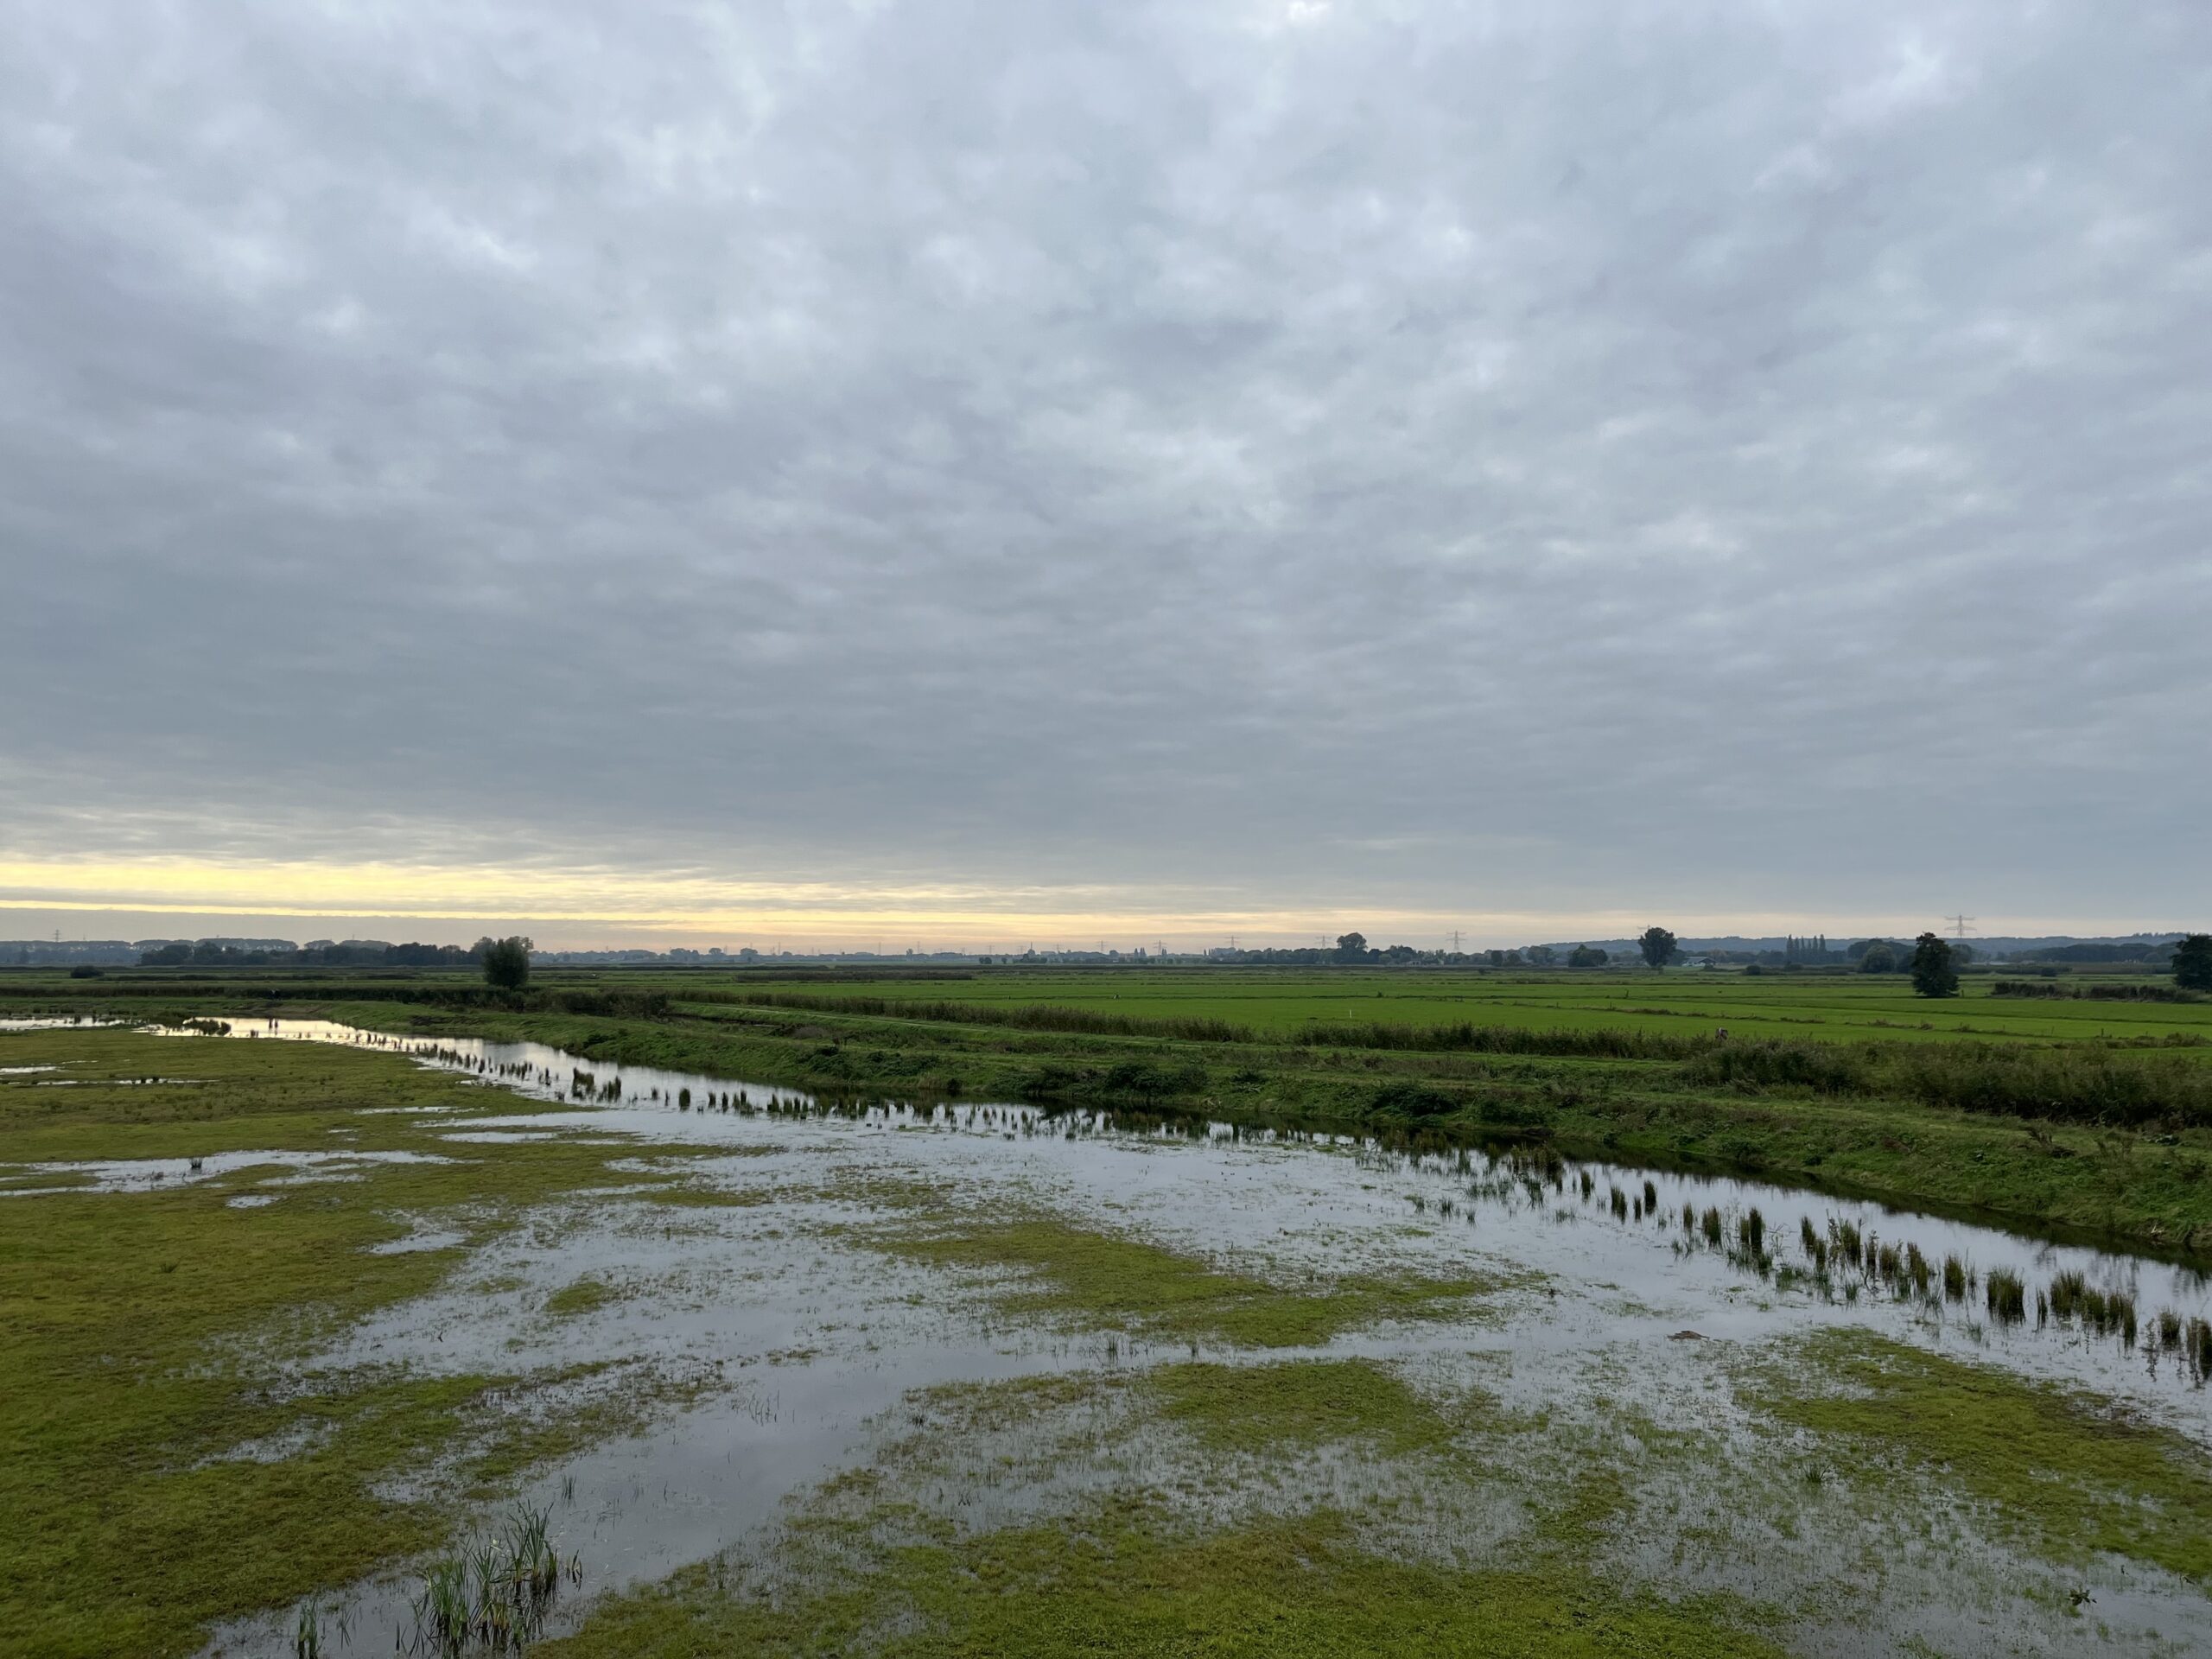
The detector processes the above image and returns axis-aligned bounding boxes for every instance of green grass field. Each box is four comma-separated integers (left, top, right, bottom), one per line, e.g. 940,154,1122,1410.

645,968,2212,1046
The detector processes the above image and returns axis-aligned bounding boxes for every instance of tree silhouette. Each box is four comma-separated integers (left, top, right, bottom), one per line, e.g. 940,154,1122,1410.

1637,927,1677,970
2175,934,2212,992
1910,932,1958,998
481,936,534,990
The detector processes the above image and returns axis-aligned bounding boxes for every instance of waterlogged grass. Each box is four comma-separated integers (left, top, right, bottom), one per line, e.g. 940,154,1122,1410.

545,1276,616,1318
858,1200,1502,1348
540,1498,1787,1658
1151,1357,1456,1456
1756,1331,2212,1582
0,1027,719,1658
270,983,2212,1252
22,966,2212,1248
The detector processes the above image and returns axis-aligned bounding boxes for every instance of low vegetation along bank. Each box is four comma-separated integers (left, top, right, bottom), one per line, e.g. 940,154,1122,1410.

10,966,2212,1253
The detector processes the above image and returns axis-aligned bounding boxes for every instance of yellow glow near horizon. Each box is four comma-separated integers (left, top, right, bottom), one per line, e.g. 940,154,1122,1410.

0,856,2111,948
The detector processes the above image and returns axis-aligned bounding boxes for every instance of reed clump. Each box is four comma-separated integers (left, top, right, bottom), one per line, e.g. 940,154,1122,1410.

410,1503,576,1655
1986,1268,2026,1323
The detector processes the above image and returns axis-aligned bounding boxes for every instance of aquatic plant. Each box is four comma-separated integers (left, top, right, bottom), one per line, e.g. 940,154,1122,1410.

1700,1207,1723,1247
1985,1268,2026,1323
1942,1255,1967,1302
2048,1268,2087,1322
1875,1243,1901,1286
408,1502,570,1655
1833,1218,1863,1264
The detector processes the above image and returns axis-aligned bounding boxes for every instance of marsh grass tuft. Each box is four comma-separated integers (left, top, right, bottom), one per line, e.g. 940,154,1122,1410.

1985,1268,2026,1323
409,1502,570,1655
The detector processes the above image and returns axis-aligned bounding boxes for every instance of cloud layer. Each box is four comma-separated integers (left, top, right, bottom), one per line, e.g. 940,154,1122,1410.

5,0,2208,944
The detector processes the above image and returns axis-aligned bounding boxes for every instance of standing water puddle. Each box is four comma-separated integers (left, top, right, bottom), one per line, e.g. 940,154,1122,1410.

9,1015,2204,1655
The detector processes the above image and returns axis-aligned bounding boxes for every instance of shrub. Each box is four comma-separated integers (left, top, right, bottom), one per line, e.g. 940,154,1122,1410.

1369,1080,1459,1120
1880,1044,2212,1127
1681,1039,1870,1094
480,936,533,991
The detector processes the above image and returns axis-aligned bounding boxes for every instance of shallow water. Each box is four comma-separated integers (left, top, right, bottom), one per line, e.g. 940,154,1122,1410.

10,1015,2209,1655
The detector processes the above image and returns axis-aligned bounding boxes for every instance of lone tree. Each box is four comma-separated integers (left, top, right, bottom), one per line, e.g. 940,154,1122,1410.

2176,934,2212,992
480,935,534,990
1334,931,1369,963
1637,926,1678,970
1909,932,1959,998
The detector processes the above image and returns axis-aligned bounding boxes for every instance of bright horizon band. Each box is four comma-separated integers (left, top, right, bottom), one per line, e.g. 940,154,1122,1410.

0,859,2158,952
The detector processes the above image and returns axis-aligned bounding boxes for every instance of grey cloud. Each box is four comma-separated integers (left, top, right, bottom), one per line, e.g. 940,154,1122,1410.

3,0,2209,929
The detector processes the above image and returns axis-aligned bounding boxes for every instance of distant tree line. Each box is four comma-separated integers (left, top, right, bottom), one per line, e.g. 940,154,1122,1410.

2018,940,2180,964
1198,934,1614,969
137,938,517,969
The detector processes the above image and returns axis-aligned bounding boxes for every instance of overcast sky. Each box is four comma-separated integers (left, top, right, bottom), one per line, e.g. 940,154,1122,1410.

4,0,2208,949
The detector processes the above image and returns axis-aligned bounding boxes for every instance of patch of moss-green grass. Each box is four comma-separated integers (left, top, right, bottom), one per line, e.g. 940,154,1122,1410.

545,1276,616,1318
539,1497,1785,1658
1150,1357,1457,1457
1753,1331,2212,1582
0,1027,723,1658
862,1206,1499,1348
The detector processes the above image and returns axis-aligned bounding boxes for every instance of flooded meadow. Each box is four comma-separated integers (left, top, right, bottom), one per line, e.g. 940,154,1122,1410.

6,1014,2212,1656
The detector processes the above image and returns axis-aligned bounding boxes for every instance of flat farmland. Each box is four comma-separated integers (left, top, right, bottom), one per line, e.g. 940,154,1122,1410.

669,969,2212,1047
